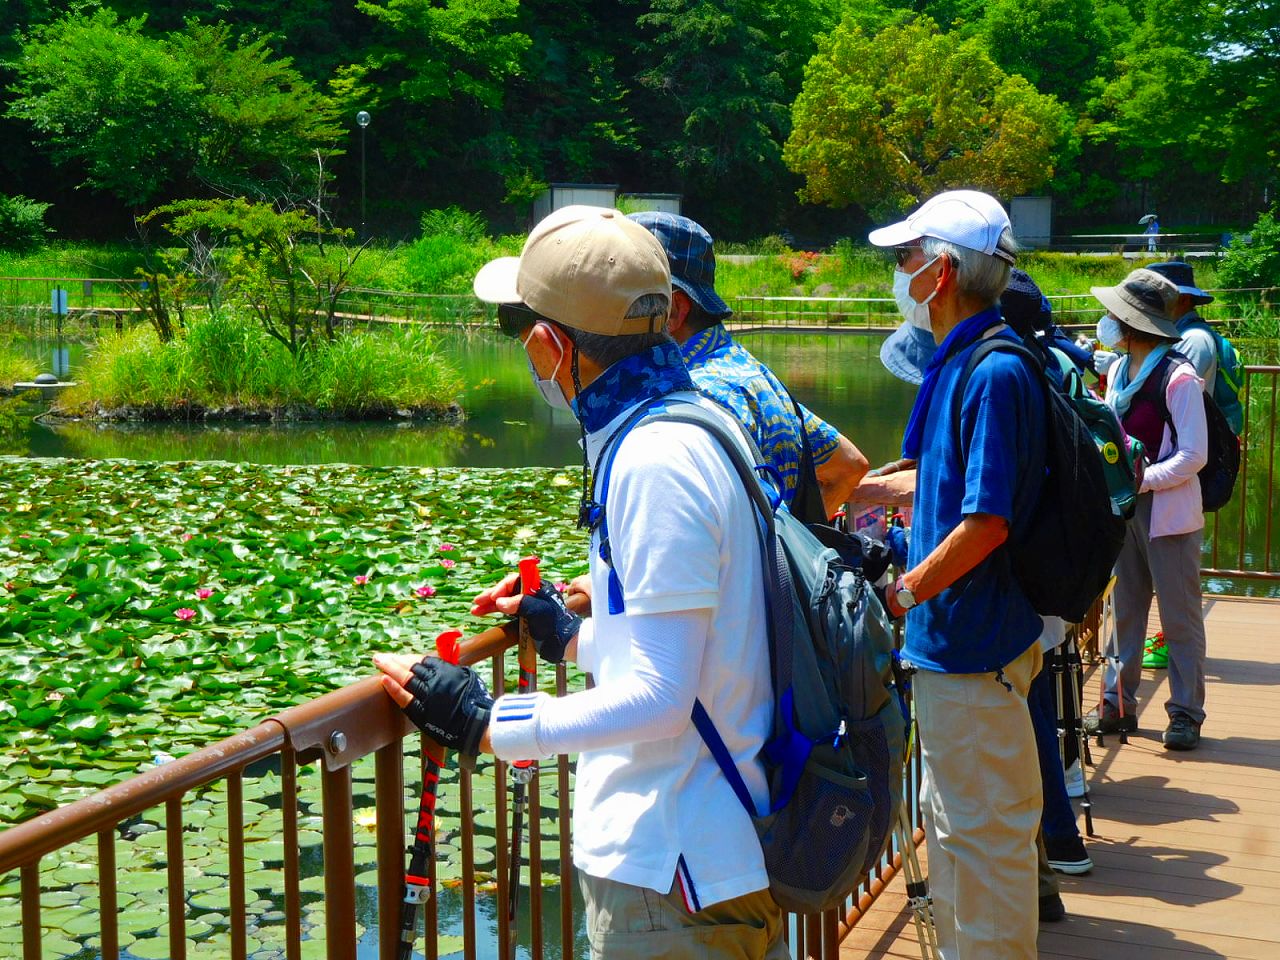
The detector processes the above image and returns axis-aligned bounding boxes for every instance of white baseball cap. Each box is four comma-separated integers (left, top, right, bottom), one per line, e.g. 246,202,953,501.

868,190,1016,263
473,205,671,336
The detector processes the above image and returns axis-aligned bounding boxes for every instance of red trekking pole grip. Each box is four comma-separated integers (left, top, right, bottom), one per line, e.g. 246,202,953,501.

518,555,541,595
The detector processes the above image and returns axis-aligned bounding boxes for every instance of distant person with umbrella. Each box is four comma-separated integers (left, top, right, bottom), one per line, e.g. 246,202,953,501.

1141,214,1160,253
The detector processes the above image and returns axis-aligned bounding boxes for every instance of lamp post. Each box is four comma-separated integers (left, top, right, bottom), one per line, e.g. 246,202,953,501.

356,110,372,239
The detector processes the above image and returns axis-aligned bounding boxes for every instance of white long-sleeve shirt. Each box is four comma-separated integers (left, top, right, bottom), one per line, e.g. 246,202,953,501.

488,391,772,909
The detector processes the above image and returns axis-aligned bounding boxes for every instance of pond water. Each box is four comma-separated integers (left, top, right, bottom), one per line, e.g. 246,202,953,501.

13,330,919,470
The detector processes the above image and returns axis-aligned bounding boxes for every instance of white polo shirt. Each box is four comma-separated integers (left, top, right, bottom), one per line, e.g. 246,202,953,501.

489,391,772,909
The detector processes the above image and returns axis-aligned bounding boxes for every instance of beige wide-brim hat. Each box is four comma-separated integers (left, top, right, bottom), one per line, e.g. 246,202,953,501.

473,205,671,336
1090,268,1181,340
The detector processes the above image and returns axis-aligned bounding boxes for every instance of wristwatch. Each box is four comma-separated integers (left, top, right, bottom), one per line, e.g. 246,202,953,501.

894,575,918,612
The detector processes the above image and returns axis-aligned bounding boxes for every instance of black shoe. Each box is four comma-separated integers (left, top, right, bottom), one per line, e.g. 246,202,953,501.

1082,707,1137,736
1039,892,1066,922
1045,834,1093,875
1162,713,1201,751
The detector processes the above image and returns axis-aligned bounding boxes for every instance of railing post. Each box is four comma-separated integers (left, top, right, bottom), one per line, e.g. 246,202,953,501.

321,763,358,959
375,742,407,960
21,861,41,960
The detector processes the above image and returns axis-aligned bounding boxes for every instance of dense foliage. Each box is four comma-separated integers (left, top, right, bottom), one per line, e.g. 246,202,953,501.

0,0,1275,239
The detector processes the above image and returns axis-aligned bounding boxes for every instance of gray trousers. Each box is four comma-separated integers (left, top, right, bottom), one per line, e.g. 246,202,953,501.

1106,493,1207,724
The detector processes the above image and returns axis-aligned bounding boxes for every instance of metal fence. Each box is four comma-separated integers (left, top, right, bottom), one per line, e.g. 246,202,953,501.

1203,365,1280,584
0,624,925,960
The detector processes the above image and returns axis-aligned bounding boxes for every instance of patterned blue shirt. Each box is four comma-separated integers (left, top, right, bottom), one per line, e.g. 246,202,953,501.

681,324,841,502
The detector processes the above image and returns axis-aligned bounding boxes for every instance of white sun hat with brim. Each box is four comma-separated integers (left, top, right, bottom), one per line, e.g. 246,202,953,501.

473,205,671,336
1090,268,1181,341
868,190,1017,263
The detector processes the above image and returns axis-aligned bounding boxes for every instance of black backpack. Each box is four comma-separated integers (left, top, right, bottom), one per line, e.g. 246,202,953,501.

952,339,1126,623
1139,352,1241,512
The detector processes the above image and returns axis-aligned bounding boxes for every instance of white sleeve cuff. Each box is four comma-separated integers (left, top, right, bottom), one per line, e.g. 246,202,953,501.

488,691,554,762
575,617,597,675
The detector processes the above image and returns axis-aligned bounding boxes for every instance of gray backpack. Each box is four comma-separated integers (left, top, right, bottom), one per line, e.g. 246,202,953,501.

591,400,906,913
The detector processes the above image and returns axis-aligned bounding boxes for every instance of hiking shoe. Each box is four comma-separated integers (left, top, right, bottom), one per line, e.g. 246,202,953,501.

1163,713,1201,751
1142,631,1169,668
1039,892,1066,922
1045,834,1093,875
1082,707,1137,736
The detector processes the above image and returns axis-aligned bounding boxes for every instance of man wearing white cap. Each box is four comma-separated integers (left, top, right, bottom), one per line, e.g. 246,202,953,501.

869,190,1047,959
374,206,786,958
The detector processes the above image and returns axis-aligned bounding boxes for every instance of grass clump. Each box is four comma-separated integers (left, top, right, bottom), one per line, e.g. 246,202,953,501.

0,340,39,387
55,311,462,419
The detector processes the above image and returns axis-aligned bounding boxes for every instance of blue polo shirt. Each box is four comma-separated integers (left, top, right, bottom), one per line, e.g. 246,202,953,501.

905,318,1046,675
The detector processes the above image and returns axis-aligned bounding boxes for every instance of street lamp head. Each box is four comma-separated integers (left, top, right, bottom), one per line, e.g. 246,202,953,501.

356,110,372,129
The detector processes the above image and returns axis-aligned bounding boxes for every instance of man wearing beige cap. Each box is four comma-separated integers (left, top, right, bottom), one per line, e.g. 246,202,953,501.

868,189,1047,959
374,206,786,957
1086,269,1209,751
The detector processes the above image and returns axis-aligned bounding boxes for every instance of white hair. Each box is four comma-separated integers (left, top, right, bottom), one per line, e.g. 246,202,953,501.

921,229,1017,305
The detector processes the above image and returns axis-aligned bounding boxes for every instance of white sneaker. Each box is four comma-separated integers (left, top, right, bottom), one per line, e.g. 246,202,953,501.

1064,760,1086,799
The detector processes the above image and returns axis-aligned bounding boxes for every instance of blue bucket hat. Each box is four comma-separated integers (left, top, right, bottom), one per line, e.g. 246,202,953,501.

879,319,936,386
1146,261,1214,305
628,212,732,320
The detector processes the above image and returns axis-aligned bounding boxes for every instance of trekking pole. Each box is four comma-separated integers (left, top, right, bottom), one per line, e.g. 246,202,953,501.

398,628,463,960
895,710,938,960
1065,635,1095,837
1052,642,1068,785
507,556,541,954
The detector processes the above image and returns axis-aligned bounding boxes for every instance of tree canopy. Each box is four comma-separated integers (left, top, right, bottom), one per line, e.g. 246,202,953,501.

783,17,1070,219
0,0,1276,238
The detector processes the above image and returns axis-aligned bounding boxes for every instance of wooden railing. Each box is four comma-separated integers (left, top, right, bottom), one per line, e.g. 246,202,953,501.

1,621,923,960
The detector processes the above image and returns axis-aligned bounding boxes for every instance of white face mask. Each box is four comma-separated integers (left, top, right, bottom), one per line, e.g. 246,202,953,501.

892,255,941,330
522,324,572,410
1096,315,1126,350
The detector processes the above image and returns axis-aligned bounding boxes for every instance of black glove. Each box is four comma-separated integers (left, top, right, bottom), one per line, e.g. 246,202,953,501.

516,583,582,664
402,658,493,757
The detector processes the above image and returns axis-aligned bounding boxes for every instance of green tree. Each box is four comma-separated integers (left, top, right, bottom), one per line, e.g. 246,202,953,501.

146,198,366,357
784,16,1070,219
631,0,839,231
6,9,341,207
7,8,202,206
1208,0,1280,184
978,0,1101,106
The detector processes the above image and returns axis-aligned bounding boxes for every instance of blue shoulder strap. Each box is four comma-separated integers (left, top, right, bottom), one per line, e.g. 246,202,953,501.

592,399,811,818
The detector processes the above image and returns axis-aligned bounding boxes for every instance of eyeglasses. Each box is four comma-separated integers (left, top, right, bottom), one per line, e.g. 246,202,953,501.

893,245,921,267
496,302,543,339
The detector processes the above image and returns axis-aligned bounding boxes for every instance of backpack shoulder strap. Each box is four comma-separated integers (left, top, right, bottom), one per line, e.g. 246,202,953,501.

949,338,1050,461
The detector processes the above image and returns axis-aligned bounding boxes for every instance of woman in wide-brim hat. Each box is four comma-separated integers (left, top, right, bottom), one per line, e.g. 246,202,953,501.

1085,268,1211,753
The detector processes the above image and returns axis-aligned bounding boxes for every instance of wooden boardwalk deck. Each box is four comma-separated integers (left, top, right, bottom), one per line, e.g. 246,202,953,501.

840,595,1280,960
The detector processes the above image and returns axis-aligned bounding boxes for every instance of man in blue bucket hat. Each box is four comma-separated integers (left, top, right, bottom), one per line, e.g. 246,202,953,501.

629,211,868,522
1145,260,1244,432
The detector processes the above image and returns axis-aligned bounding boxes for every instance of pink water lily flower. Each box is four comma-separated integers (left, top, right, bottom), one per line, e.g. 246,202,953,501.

554,581,569,593
195,587,214,601
440,558,456,570
353,575,370,586
415,583,437,599
181,533,194,542
438,542,456,552
176,608,197,621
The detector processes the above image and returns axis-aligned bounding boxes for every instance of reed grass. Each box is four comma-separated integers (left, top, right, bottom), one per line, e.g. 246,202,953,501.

55,311,462,417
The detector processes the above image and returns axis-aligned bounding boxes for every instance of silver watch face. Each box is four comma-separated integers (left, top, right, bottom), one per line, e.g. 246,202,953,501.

896,587,916,609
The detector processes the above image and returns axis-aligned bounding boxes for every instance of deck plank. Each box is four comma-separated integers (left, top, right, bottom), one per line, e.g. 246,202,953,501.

840,596,1280,960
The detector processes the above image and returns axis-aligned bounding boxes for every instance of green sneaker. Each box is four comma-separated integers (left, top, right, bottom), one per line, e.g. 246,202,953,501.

1142,631,1169,669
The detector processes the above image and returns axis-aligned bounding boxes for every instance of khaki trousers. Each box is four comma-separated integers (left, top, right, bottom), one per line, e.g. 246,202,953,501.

915,643,1043,960
579,871,788,960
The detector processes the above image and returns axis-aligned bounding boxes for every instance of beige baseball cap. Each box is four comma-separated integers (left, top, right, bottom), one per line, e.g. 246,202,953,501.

1091,268,1181,340
473,205,672,335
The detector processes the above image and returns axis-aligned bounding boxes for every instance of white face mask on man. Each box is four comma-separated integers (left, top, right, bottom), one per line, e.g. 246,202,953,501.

522,324,572,410
892,255,941,330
